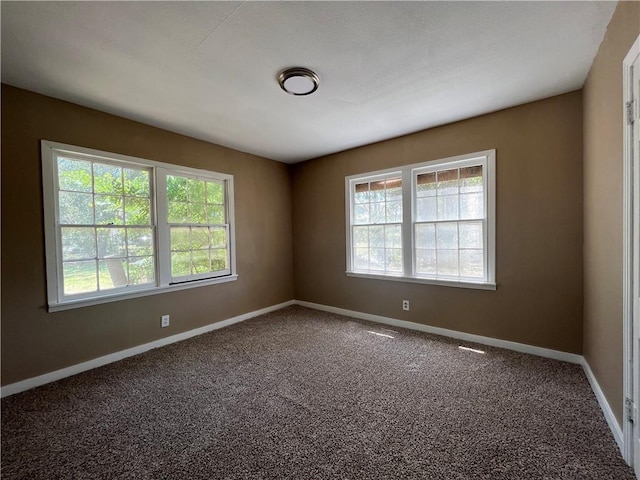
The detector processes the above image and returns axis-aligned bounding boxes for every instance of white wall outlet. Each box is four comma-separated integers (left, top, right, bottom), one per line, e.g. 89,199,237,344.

161,315,170,328
402,300,410,311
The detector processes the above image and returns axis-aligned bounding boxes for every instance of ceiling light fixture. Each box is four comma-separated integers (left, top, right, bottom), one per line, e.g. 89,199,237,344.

277,67,319,96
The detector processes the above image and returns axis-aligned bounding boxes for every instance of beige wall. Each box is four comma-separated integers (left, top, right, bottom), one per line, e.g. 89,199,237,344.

583,1,640,427
292,92,584,354
1,85,294,385
4,3,635,398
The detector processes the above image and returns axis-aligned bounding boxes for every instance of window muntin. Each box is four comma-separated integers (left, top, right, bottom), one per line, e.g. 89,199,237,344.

413,164,486,280
42,141,237,310
56,155,155,298
351,175,403,274
346,150,495,289
165,174,230,282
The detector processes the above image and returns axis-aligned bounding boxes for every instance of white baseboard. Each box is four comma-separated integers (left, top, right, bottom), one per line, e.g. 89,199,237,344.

0,300,295,398
1,298,625,460
581,358,624,453
295,300,583,364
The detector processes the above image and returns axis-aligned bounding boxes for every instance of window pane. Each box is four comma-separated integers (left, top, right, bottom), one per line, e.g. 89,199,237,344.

128,256,155,285
354,248,369,270
437,169,459,195
59,192,94,224
460,250,484,278
354,183,370,204
369,226,384,248
188,203,207,224
210,227,227,248
124,168,149,197
192,250,210,273
460,166,483,193
354,204,370,224
188,179,206,204
459,222,483,249
171,252,191,276
207,181,224,204
62,227,96,260
96,227,125,258
167,175,187,202
168,201,188,224
191,227,209,250
415,224,435,249
460,193,484,219
127,228,153,256
436,223,458,249
437,195,459,221
353,226,369,248
98,258,127,289
437,250,459,276
416,172,436,197
170,227,190,251
95,195,124,225
386,201,402,223
370,181,385,202
370,202,386,224
385,224,402,248
98,261,116,290
58,158,92,193
124,197,150,225
93,163,122,195
416,249,436,274
416,197,436,222
386,248,402,272
385,178,402,201
369,248,385,270
211,248,228,271
63,260,97,295
207,205,225,224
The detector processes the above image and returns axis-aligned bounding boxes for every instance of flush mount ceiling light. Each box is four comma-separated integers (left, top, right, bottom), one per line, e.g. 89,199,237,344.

277,67,319,96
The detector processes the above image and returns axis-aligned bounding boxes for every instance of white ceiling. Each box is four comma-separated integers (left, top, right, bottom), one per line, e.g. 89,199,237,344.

1,1,616,163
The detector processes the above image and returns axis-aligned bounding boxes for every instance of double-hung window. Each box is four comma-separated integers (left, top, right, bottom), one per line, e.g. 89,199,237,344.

351,174,403,273
346,150,496,290
159,172,231,282
42,141,237,311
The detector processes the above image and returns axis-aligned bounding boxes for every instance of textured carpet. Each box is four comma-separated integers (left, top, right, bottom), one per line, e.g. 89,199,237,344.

1,306,634,479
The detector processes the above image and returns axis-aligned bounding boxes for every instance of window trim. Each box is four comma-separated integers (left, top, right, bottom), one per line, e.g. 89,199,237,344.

345,149,496,290
41,140,237,312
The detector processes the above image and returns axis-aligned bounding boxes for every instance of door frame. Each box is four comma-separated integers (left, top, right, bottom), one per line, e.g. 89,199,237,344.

623,33,640,469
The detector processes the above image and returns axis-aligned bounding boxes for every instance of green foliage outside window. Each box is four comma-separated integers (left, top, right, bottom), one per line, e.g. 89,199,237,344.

57,157,155,294
167,174,228,278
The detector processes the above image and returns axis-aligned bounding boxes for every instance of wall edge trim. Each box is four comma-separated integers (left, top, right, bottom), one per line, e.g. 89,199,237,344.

295,300,582,363
582,358,624,453
0,300,296,398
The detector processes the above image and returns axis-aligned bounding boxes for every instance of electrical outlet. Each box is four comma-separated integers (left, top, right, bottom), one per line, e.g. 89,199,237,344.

402,300,410,311
161,315,170,328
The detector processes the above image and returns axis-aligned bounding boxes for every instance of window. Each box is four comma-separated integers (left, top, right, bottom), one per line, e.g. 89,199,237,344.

42,141,237,311
346,150,495,289
352,175,403,274
162,173,230,282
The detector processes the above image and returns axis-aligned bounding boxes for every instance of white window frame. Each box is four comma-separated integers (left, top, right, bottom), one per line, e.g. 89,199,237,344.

156,169,232,284
42,140,237,312
345,149,496,290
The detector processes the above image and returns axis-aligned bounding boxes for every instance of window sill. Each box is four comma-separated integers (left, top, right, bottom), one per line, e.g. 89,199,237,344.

346,271,496,291
48,274,238,312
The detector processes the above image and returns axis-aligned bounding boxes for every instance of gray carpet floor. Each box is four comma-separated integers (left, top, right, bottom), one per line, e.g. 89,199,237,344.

1,306,635,479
